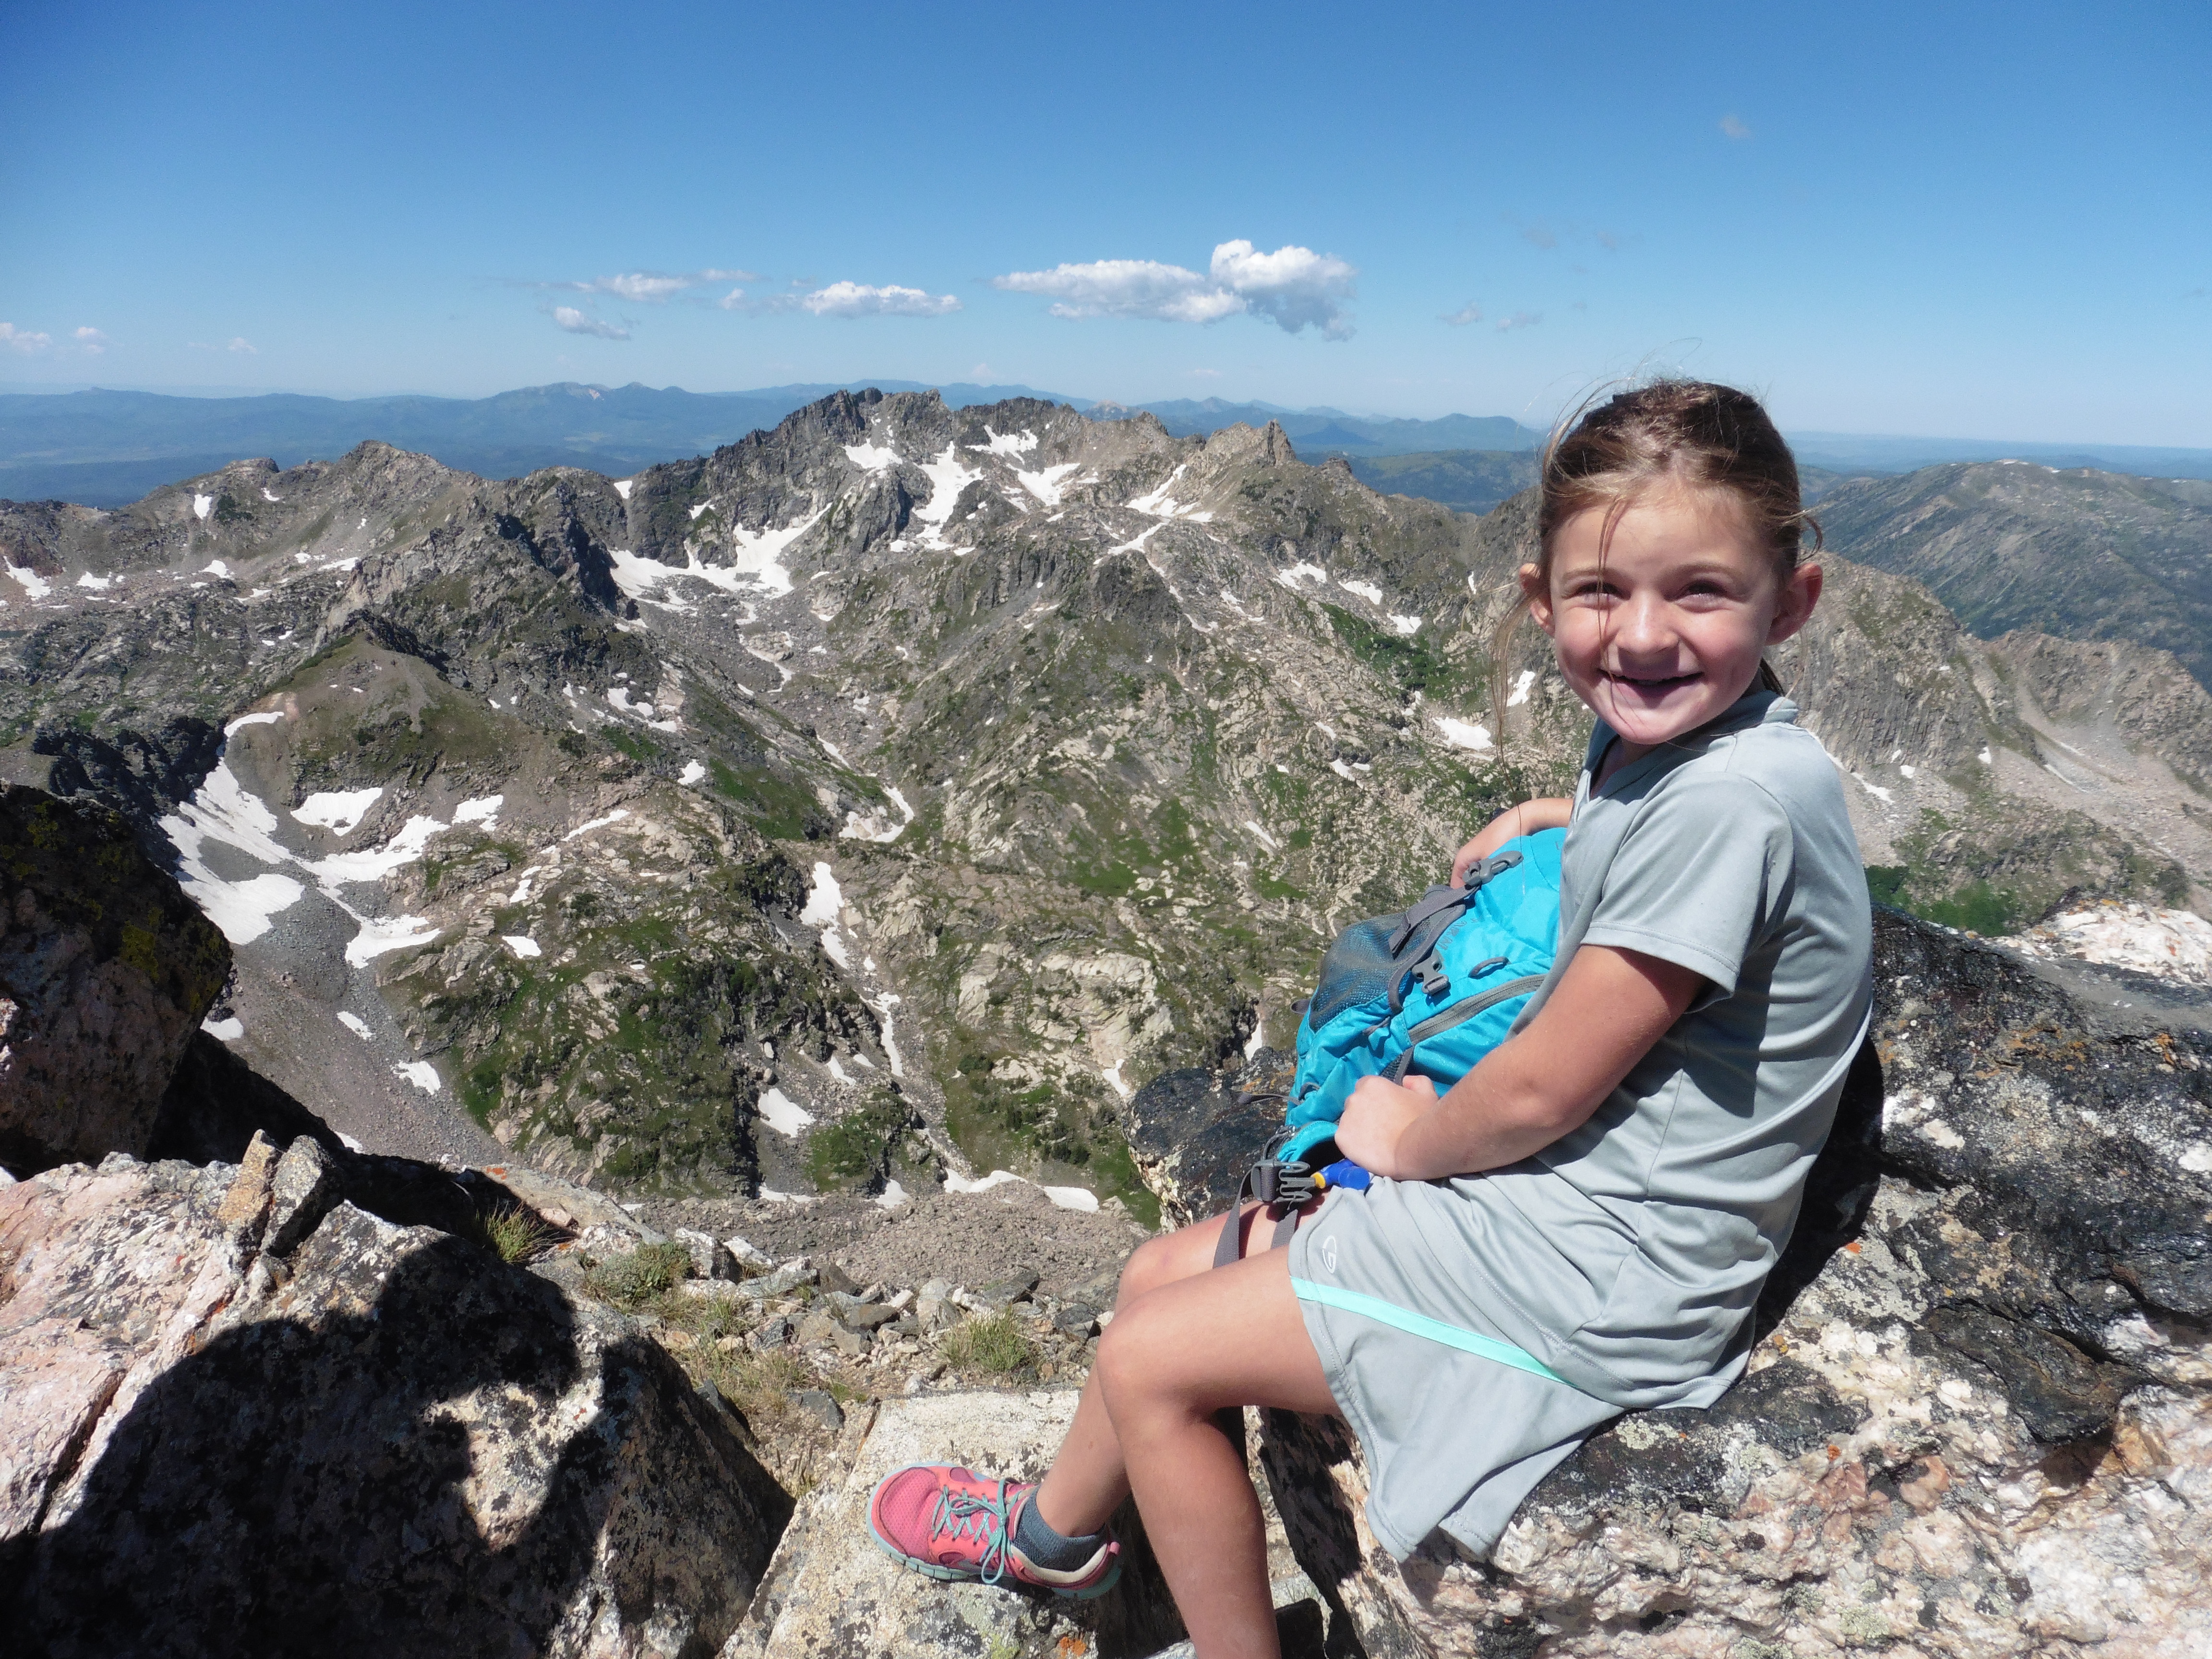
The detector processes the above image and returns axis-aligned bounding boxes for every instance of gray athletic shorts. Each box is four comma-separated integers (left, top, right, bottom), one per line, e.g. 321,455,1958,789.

1286,1182,1623,1560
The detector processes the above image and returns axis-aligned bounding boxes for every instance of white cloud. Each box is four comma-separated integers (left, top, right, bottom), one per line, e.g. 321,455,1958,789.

73,326,108,354
552,306,630,340
1495,312,1542,333
995,240,1356,338
1210,240,1357,337
995,258,1243,324
799,281,961,318
1441,302,1483,327
1720,114,1751,140
1,324,52,354
227,337,257,354
595,273,691,301
559,268,758,302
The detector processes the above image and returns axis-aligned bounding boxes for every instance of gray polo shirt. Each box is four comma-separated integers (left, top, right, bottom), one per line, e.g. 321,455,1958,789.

1438,689,1871,1406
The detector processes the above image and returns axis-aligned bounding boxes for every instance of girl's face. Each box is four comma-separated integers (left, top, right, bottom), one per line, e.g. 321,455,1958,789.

1525,485,1822,755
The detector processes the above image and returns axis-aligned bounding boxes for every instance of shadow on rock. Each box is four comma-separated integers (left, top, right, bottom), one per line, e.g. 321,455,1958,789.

15,1227,675,1657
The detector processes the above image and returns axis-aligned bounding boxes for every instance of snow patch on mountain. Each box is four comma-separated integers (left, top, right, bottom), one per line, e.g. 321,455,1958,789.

843,442,900,472
912,446,982,550
1016,462,1082,506
1431,716,1493,753
292,788,382,837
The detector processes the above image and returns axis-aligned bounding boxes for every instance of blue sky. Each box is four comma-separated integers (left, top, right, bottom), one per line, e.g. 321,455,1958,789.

4,0,2208,444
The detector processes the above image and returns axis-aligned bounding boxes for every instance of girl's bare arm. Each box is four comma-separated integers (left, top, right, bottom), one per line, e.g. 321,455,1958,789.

1449,796,1573,886
1333,944,1702,1179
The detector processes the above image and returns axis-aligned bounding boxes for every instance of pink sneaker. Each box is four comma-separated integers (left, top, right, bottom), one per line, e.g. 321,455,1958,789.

867,1464,1121,1598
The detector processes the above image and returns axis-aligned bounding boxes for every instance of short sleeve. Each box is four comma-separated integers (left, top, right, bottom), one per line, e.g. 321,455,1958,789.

1578,775,1793,997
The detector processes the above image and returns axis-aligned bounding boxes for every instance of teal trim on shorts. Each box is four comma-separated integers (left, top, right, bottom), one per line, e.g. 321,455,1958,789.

1291,1276,1576,1388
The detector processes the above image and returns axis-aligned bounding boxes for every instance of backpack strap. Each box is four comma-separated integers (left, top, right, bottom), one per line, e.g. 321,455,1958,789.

1383,851,1525,954
1211,1157,1320,1268
1385,885,1477,955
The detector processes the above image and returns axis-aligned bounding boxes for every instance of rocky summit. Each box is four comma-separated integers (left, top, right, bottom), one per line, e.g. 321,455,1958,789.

2,391,2212,1655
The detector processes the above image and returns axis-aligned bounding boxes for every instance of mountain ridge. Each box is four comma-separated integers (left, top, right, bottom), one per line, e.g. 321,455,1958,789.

1,391,2206,1212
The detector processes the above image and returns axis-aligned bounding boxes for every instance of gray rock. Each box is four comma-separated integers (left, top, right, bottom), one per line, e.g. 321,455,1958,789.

0,786,229,1173
735,1262,817,1301
749,1317,792,1352
487,1162,662,1243
816,1260,860,1296
1053,1304,1101,1339
971,1271,1040,1311
915,1279,956,1331
826,1293,901,1332
724,1234,775,1272
264,1134,340,1257
788,1389,843,1433
0,1153,789,1656
674,1226,739,1281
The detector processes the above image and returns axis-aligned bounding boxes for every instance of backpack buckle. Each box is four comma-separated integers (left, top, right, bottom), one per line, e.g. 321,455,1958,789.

1248,1158,1317,1208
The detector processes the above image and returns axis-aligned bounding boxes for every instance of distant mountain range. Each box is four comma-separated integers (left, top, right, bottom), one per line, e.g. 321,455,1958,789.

1819,461,2212,686
8,390,2210,1201
2,380,2206,507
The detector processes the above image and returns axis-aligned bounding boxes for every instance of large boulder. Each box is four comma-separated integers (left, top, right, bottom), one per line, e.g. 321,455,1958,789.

1126,1047,1297,1228
0,786,229,1173
720,1388,1188,1658
0,1142,790,1656
1259,910,2212,1657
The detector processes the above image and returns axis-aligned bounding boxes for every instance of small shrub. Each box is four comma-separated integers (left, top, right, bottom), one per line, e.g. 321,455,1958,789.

1863,865,1909,907
479,1202,556,1264
942,1310,1037,1377
584,1241,693,1310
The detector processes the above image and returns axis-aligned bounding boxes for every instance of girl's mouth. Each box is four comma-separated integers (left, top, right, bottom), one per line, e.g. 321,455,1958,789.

1602,670,1700,697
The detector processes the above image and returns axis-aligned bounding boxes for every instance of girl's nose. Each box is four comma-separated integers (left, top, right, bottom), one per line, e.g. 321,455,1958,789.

1610,592,1675,657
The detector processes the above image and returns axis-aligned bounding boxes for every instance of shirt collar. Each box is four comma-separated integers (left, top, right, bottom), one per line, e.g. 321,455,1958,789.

1586,688,1794,780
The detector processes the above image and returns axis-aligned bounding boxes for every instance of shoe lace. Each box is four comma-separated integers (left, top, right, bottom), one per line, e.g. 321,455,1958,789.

930,1479,1017,1585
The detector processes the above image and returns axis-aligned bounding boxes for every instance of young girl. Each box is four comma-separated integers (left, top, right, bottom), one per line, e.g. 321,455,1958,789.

868,381,1875,1659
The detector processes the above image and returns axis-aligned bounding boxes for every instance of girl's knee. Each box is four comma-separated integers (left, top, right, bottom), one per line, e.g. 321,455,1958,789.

1115,1232,1183,1308
1093,1294,1167,1407
1118,1210,1242,1309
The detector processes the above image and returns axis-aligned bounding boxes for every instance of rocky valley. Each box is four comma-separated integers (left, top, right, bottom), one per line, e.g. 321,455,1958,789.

3,392,2212,1655
1,390,2209,1205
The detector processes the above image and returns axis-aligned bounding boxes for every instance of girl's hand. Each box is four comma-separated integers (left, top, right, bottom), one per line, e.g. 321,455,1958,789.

1332,1074,1439,1178
1450,797,1573,886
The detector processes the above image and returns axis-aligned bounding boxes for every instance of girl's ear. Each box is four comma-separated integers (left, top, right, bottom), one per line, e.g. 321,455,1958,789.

1767,562,1822,646
1519,563,1556,634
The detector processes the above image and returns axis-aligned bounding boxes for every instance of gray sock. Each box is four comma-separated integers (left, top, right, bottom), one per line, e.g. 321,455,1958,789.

1013,1493,1106,1571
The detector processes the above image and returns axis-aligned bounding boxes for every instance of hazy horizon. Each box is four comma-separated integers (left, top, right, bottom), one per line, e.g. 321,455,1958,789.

9,377,2212,462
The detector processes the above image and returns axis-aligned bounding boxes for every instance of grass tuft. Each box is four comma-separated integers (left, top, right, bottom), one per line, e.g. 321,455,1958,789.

583,1241,693,1310
941,1310,1038,1378
478,1202,558,1264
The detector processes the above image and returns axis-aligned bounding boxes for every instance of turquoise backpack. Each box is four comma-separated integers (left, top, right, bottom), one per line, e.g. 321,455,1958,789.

1214,829,1564,1266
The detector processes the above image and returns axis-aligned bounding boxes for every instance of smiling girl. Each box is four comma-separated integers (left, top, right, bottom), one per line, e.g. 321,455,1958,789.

869,381,1874,1659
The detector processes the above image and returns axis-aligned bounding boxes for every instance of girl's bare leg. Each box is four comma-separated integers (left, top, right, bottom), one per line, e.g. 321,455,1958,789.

1031,1207,1337,1659
1031,1203,1286,1535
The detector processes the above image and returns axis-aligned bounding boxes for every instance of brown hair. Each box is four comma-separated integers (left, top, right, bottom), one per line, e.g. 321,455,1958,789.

1491,379,1821,731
